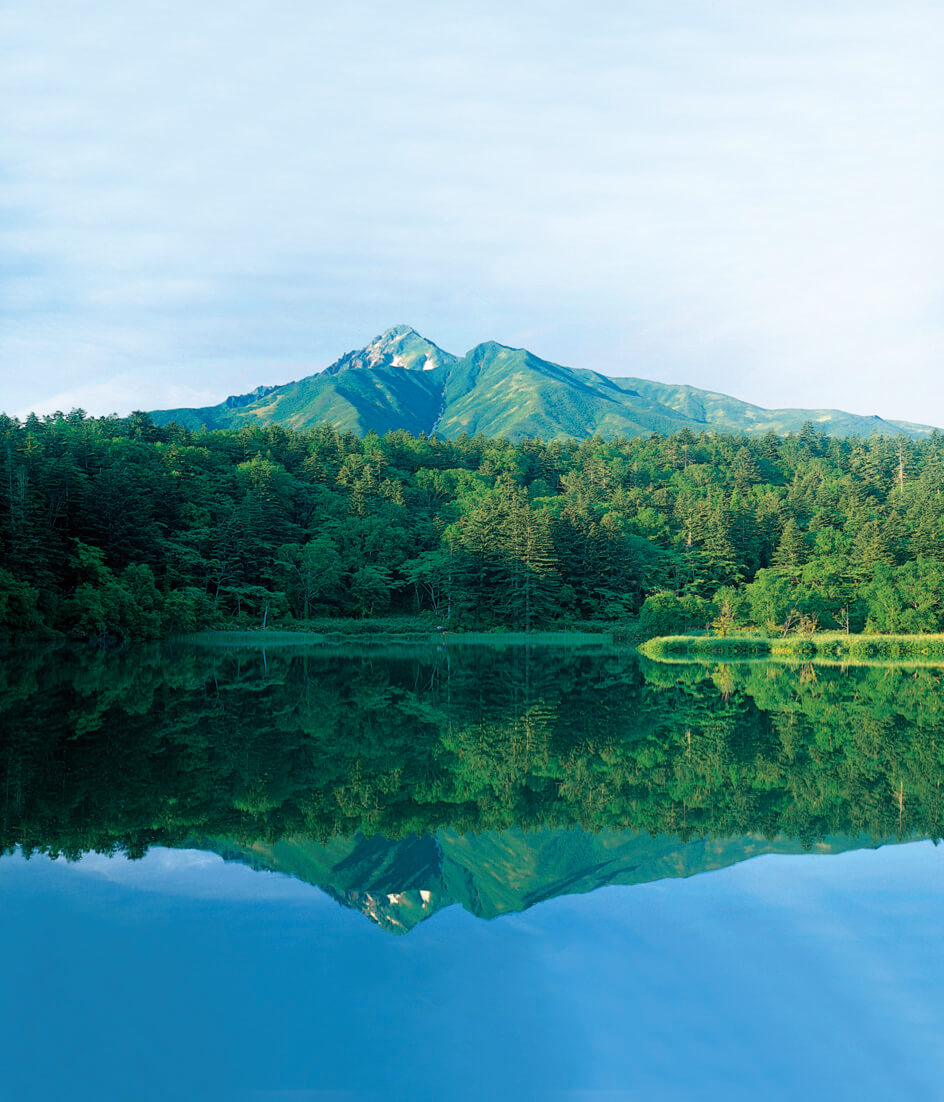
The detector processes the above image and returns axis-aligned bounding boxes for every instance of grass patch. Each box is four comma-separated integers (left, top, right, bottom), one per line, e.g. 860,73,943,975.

184,630,332,647
184,627,621,649
638,633,771,661
439,630,617,646
638,632,944,665
279,615,440,636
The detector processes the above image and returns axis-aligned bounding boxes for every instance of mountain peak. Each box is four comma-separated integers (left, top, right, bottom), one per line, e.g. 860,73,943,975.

323,326,457,376
365,324,420,353
364,325,427,363
374,323,419,341
460,340,523,369
467,339,517,355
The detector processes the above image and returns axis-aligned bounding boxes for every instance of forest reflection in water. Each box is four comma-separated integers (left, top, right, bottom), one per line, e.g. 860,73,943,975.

2,639,942,928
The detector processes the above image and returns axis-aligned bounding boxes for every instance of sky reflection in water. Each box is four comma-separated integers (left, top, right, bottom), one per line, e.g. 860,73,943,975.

2,840,943,1101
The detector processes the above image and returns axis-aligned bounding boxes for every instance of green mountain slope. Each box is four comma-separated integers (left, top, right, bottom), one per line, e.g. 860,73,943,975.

221,826,891,934
151,325,938,440
615,376,929,438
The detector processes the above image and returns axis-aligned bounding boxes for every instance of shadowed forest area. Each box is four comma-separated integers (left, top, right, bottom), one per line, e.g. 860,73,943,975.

2,411,944,639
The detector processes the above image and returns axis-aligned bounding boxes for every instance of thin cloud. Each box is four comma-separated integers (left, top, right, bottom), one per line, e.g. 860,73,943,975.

2,1,942,424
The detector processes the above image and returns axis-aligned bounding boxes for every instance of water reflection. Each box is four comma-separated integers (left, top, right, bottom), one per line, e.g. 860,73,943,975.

2,641,942,929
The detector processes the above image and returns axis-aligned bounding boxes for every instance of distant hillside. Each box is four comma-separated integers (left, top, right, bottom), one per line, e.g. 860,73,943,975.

221,826,890,934
151,325,938,440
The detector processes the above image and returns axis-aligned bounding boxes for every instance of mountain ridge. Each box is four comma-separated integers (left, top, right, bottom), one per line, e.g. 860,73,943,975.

150,326,938,440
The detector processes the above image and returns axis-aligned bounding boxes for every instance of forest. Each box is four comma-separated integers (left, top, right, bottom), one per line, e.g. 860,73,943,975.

1,409,943,639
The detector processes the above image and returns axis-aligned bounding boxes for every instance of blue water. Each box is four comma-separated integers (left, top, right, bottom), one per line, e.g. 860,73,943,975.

3,842,943,1101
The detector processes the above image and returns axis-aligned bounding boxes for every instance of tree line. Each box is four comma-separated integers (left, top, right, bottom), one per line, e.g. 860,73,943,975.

2,409,943,637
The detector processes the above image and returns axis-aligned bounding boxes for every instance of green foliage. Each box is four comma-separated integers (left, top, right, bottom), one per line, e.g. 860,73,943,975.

275,537,344,619
864,560,944,633
0,567,40,633
350,565,393,616
161,587,215,632
1,410,944,639
639,592,713,637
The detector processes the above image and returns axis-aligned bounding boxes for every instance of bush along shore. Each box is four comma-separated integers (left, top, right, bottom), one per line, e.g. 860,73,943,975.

638,632,944,664
3,411,944,642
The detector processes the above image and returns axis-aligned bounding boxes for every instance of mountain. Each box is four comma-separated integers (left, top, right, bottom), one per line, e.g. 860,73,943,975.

216,826,893,935
150,326,938,440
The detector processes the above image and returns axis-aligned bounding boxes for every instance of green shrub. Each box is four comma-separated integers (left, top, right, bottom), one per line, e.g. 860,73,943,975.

638,593,713,638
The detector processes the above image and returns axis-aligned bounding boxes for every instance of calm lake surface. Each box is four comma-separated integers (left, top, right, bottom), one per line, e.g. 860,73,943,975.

3,641,944,1099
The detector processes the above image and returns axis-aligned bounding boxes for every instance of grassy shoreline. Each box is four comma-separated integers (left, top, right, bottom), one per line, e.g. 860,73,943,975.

638,631,944,665
183,628,627,648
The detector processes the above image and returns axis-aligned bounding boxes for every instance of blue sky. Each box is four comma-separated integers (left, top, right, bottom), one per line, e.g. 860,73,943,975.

3,1,943,425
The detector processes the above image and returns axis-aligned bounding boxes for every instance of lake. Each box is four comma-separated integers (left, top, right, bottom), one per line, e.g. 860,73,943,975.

2,641,944,1099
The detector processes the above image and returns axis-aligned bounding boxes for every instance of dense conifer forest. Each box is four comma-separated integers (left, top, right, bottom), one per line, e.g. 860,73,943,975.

2,410,943,639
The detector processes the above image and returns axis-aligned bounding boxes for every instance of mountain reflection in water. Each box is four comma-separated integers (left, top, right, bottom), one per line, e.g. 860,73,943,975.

2,640,941,929
226,826,887,933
